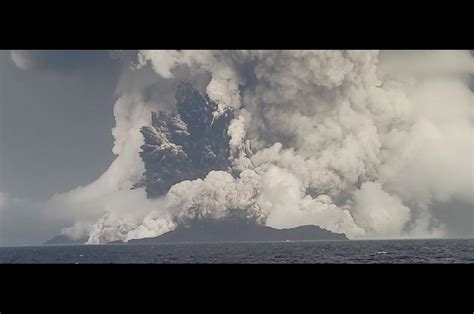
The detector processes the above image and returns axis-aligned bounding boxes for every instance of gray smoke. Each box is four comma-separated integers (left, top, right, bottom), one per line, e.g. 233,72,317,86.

136,82,234,198
42,50,473,243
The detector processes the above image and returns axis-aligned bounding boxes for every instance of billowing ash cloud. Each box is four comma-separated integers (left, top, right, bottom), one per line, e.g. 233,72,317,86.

44,50,474,243
136,82,234,198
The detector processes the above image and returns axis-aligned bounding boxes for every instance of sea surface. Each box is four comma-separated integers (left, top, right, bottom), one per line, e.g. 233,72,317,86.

0,239,472,264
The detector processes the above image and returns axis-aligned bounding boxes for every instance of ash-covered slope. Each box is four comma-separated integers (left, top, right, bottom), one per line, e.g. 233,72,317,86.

135,82,234,198
127,219,348,244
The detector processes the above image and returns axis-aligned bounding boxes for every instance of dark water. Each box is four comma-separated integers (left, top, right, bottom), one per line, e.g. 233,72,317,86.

0,239,472,263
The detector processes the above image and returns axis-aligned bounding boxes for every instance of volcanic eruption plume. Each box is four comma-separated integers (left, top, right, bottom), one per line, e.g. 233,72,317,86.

42,50,474,243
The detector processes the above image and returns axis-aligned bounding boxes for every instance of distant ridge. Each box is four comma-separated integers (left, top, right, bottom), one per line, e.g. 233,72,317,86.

44,220,348,245
43,235,88,245
126,219,348,244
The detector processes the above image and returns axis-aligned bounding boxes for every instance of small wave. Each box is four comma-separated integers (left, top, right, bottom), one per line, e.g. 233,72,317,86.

376,251,388,254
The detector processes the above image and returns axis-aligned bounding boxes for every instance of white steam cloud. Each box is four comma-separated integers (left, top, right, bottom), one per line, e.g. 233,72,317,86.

41,50,473,243
10,51,38,70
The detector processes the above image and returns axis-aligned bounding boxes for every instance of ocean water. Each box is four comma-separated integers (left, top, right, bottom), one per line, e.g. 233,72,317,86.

0,239,472,264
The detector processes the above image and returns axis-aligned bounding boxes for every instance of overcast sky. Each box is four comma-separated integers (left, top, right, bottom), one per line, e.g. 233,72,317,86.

0,50,472,246
0,50,122,245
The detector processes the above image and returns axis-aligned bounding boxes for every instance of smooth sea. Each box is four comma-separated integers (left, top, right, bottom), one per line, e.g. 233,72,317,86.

0,239,472,264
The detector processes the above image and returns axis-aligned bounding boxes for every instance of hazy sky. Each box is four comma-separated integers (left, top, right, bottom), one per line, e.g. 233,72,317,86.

0,50,472,246
0,50,121,245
